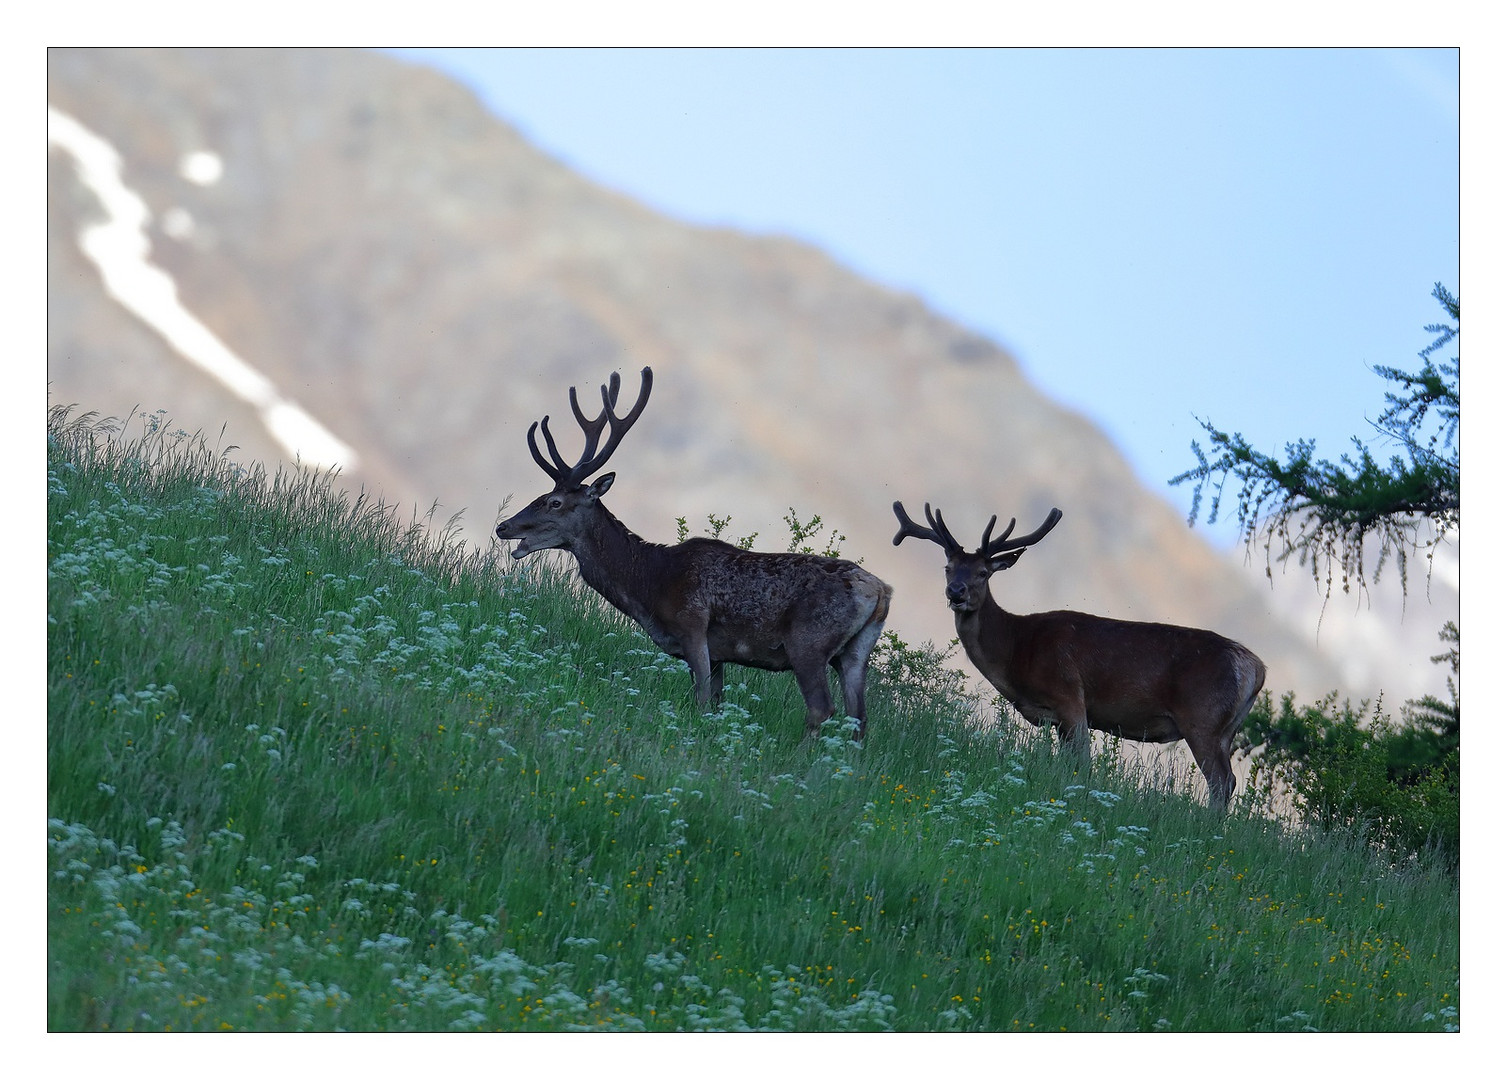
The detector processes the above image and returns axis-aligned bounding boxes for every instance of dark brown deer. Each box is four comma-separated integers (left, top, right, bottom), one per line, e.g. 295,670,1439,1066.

496,367,893,738
892,501,1265,809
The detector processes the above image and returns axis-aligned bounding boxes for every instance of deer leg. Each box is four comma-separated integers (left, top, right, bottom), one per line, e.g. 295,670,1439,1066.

1056,722,1092,769
831,611,885,741
1184,727,1237,812
1052,695,1091,754
831,650,872,741
829,655,867,740
709,661,725,706
683,629,717,709
791,657,835,737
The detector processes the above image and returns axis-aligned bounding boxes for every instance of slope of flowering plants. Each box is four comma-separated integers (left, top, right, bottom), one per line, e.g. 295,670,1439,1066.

47,405,1460,1033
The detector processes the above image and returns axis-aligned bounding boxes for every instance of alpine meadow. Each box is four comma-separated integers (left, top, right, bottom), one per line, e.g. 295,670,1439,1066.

46,405,1460,1033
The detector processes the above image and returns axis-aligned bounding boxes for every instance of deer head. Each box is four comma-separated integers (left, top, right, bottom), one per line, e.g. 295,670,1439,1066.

892,500,1063,613
497,367,654,558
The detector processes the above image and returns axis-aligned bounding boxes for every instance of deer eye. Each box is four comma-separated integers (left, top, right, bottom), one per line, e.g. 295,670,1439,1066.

548,496,565,510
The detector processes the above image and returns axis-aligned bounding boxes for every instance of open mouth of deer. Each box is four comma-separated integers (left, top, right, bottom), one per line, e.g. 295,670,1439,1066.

495,520,536,559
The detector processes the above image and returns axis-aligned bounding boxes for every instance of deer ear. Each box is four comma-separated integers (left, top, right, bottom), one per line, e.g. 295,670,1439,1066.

989,549,1026,573
587,473,615,500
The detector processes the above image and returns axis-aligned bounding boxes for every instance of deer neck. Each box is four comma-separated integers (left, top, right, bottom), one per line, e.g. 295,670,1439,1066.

953,590,1020,684
568,505,666,625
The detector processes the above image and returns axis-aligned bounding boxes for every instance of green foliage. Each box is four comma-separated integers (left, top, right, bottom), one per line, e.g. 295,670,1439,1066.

1172,282,1459,599
47,404,1459,1032
673,507,848,558
1238,691,1459,872
867,631,975,717
1401,621,1460,761
676,512,759,550
1172,282,1461,875
783,507,849,559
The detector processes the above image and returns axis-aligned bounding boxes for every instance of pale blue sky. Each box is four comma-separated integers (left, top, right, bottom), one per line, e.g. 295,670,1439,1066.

388,47,1459,545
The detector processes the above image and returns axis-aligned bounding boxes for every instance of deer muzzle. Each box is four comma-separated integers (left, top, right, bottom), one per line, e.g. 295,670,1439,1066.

495,518,533,558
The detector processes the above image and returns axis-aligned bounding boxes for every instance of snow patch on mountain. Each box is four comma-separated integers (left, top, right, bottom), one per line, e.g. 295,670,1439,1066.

47,105,358,472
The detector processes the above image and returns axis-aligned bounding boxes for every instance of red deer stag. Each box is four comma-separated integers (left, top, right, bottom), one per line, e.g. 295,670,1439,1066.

496,367,893,738
892,501,1265,810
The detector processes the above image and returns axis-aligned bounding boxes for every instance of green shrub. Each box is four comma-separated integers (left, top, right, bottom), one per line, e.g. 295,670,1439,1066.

1239,692,1459,871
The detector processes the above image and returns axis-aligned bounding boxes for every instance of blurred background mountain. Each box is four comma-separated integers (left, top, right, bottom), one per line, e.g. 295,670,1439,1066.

46,47,1458,707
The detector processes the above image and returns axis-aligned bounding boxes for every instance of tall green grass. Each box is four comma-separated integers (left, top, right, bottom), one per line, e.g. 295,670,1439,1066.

46,406,1460,1033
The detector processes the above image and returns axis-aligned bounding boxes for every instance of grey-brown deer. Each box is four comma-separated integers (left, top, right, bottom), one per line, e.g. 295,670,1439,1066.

892,500,1265,810
496,367,893,738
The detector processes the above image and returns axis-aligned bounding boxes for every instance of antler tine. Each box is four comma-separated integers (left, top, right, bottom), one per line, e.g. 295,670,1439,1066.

569,370,622,431
527,418,573,483
983,507,1064,556
978,513,1007,553
892,500,945,548
925,504,967,555
601,370,622,409
566,383,611,468
894,501,963,553
567,367,654,485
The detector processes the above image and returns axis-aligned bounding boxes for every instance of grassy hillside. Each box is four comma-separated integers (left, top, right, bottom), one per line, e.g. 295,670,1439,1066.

46,406,1459,1033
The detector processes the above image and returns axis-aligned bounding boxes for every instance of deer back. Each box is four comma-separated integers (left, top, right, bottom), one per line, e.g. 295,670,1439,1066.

648,538,891,671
